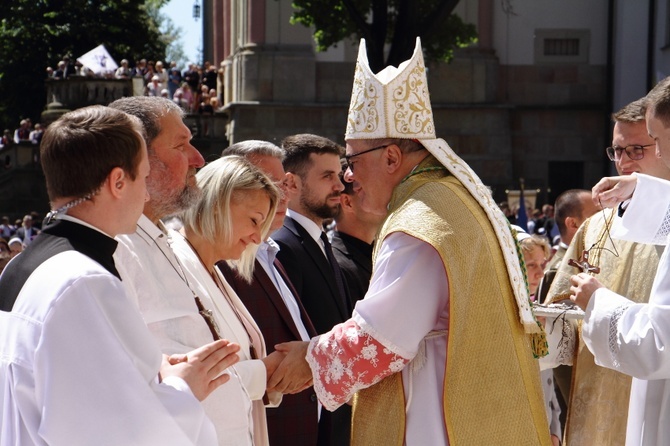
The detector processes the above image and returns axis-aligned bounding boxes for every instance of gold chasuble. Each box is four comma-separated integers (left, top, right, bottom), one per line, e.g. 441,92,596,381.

546,209,663,446
351,156,550,446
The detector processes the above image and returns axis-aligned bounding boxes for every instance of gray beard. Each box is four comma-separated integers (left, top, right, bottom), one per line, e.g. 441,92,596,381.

146,152,202,220
148,182,202,220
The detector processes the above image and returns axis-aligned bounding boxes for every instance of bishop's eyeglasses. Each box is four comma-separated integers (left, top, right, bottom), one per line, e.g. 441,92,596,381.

606,143,654,161
345,144,389,172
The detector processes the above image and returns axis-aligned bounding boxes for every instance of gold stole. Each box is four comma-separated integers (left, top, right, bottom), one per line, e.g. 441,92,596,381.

351,161,550,445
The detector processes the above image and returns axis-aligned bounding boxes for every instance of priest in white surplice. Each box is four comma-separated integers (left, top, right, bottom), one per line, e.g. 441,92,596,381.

571,79,670,446
572,173,670,446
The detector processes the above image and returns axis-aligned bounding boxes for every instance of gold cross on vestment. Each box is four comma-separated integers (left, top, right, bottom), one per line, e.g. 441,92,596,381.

568,250,600,274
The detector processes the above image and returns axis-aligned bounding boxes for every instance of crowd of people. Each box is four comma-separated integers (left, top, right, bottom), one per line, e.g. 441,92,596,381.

500,201,562,243
0,118,44,151
47,55,222,116
0,213,38,272
2,37,670,446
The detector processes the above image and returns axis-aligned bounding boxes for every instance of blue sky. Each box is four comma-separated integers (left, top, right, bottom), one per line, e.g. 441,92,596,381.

161,0,202,64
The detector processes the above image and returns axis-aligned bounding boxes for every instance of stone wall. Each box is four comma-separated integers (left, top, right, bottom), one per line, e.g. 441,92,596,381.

27,49,611,210
500,65,606,106
222,102,349,146
45,78,133,111
222,44,608,204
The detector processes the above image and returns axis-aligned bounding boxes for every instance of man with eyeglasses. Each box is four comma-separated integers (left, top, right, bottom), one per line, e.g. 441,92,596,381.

543,96,670,445
570,75,670,446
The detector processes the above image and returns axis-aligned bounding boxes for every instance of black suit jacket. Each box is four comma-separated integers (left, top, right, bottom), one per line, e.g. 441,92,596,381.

273,216,352,334
273,216,353,446
218,257,319,446
331,231,373,304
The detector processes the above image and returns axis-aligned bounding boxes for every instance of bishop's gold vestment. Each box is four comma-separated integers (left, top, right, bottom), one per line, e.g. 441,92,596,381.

352,157,550,446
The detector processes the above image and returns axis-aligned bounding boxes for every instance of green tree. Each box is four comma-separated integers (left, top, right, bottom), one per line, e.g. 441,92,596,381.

0,0,169,130
291,0,477,72
147,0,188,68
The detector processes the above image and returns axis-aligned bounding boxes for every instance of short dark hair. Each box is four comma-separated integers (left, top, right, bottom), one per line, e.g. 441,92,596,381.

642,76,670,127
612,97,646,123
108,96,183,151
554,189,590,238
40,105,144,201
280,134,343,178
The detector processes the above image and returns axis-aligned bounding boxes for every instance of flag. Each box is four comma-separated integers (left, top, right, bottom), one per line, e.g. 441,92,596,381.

516,183,528,232
77,44,118,75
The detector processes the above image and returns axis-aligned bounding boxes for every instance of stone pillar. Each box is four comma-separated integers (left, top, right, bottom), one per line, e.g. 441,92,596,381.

40,100,70,127
231,44,315,102
478,0,494,51
222,59,233,105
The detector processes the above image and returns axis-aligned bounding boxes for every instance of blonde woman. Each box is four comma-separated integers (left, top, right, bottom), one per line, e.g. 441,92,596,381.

169,155,282,445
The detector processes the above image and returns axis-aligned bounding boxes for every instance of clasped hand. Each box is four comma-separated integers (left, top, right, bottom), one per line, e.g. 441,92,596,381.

263,341,312,394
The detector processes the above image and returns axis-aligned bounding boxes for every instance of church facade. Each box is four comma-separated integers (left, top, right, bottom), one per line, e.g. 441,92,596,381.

203,0,655,203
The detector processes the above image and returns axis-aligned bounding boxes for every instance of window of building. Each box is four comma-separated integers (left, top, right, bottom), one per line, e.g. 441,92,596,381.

534,29,590,64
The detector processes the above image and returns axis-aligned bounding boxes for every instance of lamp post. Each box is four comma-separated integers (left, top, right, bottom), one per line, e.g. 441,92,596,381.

193,0,201,20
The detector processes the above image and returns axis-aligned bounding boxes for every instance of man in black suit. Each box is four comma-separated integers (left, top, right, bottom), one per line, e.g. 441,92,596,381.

273,133,352,446
219,140,320,446
331,162,385,304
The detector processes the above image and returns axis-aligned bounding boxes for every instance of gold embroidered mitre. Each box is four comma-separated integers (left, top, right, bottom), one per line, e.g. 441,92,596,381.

346,38,435,140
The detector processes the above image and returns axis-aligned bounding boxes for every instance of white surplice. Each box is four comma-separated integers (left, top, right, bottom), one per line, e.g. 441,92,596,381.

115,215,269,446
0,237,215,445
582,173,670,446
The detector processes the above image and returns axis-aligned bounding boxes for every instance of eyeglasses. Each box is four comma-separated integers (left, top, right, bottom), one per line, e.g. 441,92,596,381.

345,144,389,172
606,144,654,161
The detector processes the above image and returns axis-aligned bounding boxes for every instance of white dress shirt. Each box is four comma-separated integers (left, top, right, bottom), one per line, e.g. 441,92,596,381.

257,238,311,341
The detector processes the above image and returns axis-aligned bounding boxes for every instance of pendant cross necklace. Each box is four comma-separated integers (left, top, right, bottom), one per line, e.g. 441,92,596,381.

567,200,619,275
568,250,601,274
